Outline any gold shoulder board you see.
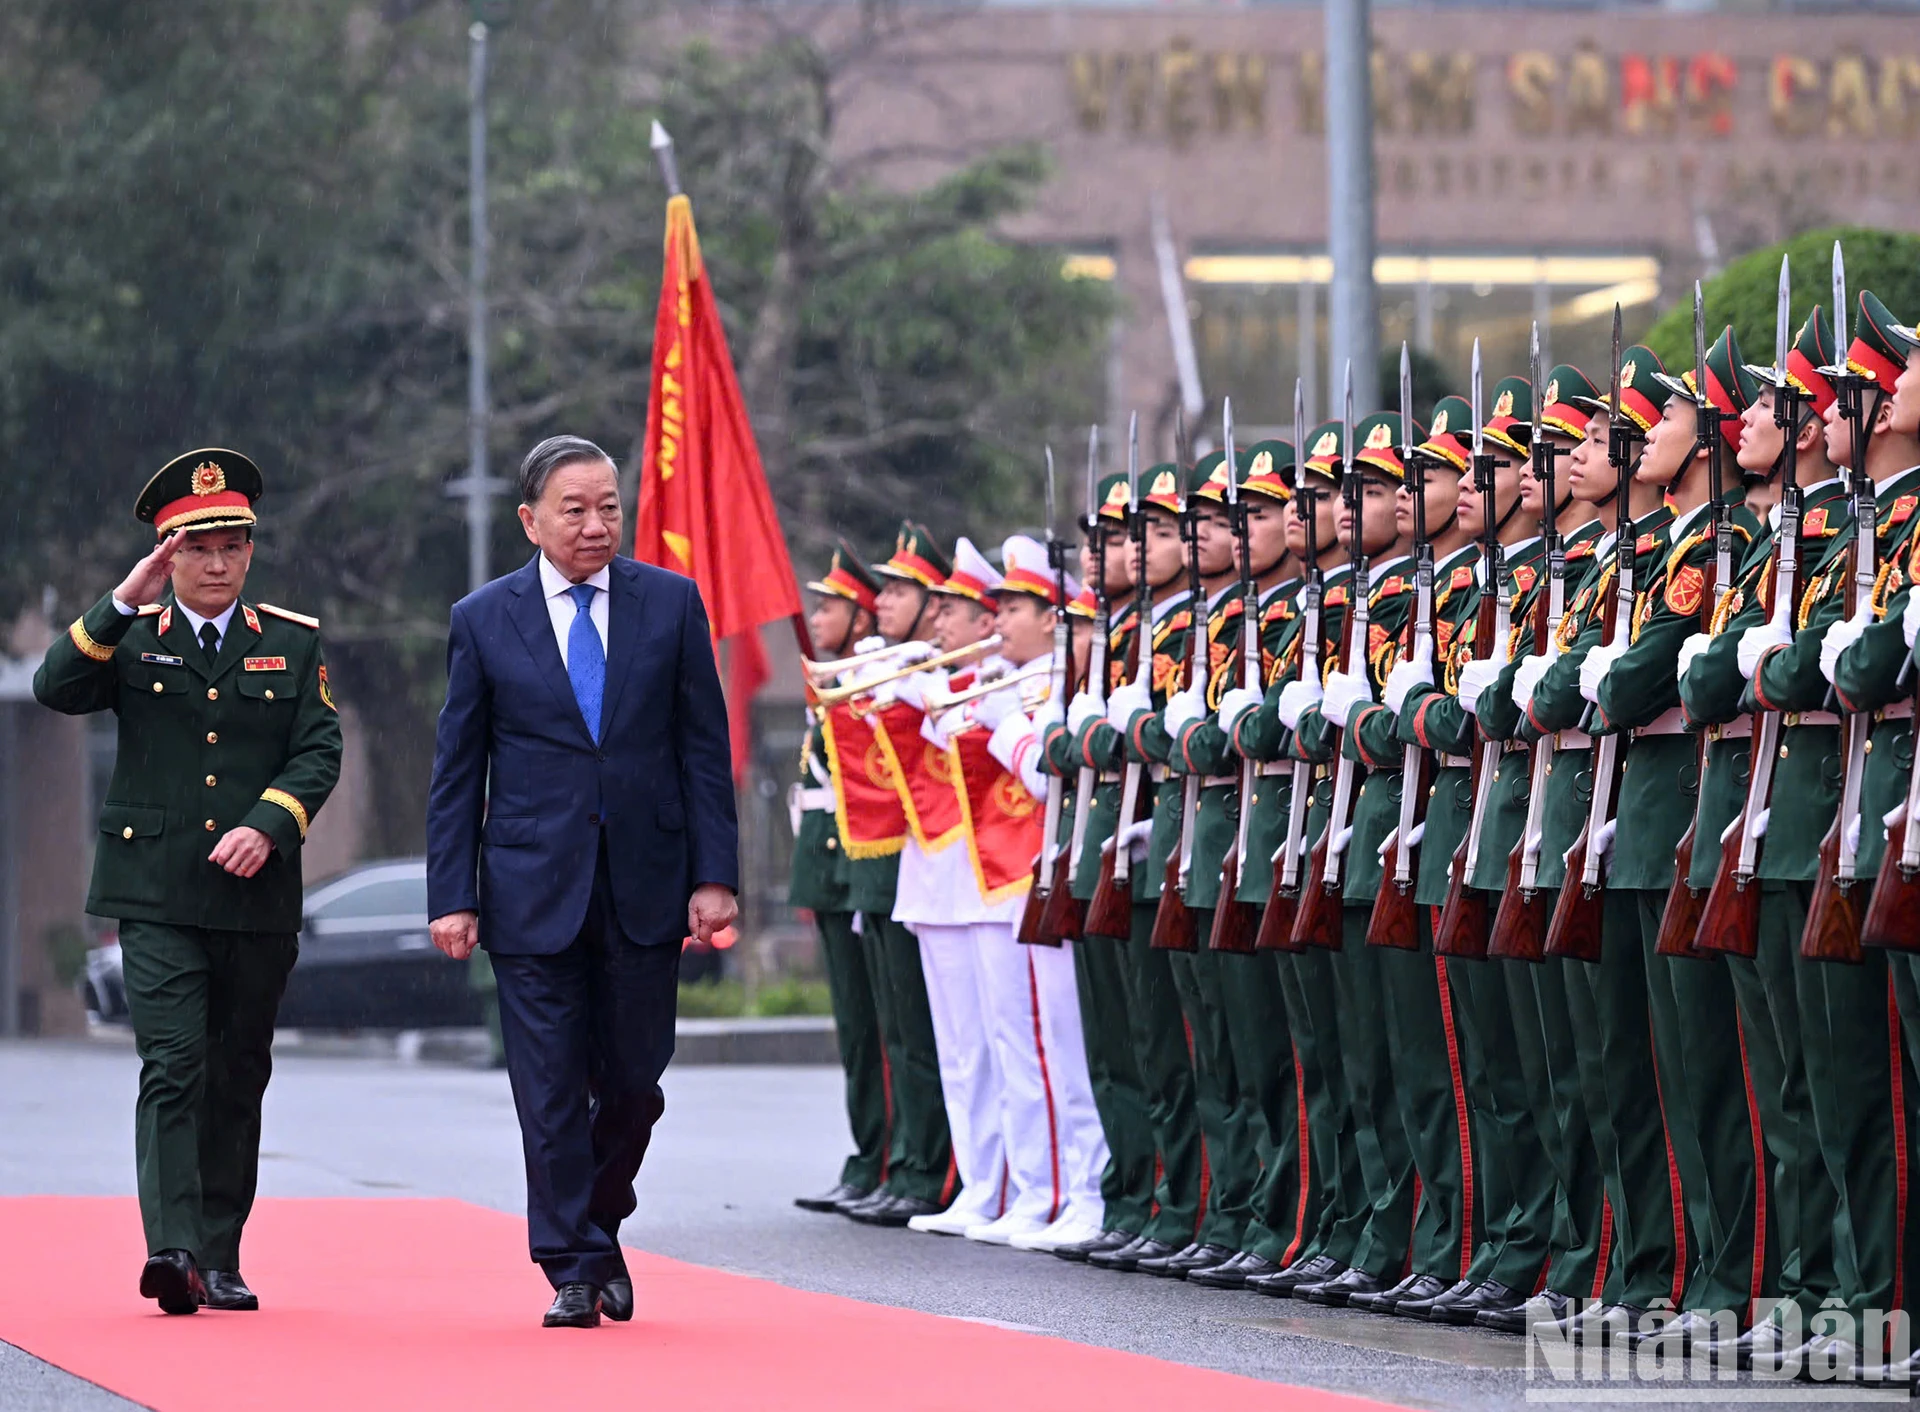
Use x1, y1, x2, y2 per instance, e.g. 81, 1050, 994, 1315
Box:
256, 603, 320, 629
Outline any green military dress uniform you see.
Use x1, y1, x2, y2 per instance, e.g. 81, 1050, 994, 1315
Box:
1595, 338, 1767, 1319
34, 448, 341, 1279
793, 540, 890, 1198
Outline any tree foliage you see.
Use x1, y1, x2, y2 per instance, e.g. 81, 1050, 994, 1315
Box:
1644, 227, 1920, 376
0, 0, 1112, 851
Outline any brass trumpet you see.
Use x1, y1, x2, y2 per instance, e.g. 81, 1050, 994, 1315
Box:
811, 636, 1003, 708
922, 659, 1051, 715
801, 637, 927, 685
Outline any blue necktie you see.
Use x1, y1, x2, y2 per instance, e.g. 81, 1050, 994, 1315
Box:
566, 584, 605, 743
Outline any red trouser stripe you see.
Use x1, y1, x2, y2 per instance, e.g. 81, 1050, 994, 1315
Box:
1891, 976, 1910, 1321
1735, 1014, 1767, 1325
1027, 950, 1063, 1224
1592, 1197, 1614, 1302
1284, 1036, 1310, 1268
1649, 1001, 1688, 1308
1435, 943, 1476, 1282
1184, 1014, 1210, 1243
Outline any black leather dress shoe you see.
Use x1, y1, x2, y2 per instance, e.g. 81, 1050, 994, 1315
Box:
796, 1181, 871, 1213
1054, 1228, 1135, 1263
1393, 1277, 1474, 1321
850, 1194, 939, 1228
139, 1249, 207, 1315
601, 1277, 634, 1322
1299, 1266, 1389, 1307
1794, 1334, 1861, 1382
1247, 1255, 1343, 1297
1638, 1309, 1735, 1353
1733, 1318, 1799, 1372
1427, 1278, 1520, 1326
543, 1282, 601, 1328
1480, 1288, 1568, 1335
203, 1270, 258, 1311
1189, 1253, 1280, 1290
1142, 1242, 1236, 1279
1135, 1241, 1202, 1276
1351, 1272, 1447, 1315
1570, 1303, 1645, 1346
1090, 1236, 1176, 1273
838, 1189, 894, 1218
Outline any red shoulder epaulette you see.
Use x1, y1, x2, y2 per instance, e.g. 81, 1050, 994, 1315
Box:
1448, 564, 1474, 590
1634, 533, 1657, 555
1511, 564, 1538, 594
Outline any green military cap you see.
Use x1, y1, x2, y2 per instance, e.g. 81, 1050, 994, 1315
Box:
1890, 303, 1920, 355
1188, 450, 1228, 506
1240, 440, 1295, 502
1821, 290, 1914, 396
1746, 304, 1838, 416
1138, 462, 1184, 515
1603, 345, 1676, 434
1539, 365, 1602, 440
1351, 411, 1427, 482
1482, 377, 1534, 457
1653, 324, 1763, 452
1094, 470, 1131, 525
871, 520, 953, 588
1415, 395, 1474, 473
1301, 421, 1344, 484
135, 448, 263, 537
806, 537, 882, 612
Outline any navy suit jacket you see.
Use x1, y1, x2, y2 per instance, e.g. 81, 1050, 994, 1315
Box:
426, 555, 738, 954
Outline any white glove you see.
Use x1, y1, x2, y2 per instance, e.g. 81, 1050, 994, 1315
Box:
1736, 616, 1792, 680
893, 669, 943, 711
853, 635, 886, 655
1320, 671, 1373, 729
1676, 632, 1712, 685
1216, 686, 1263, 739
1847, 813, 1861, 858
1106, 677, 1151, 730
869, 674, 903, 707
1905, 592, 1920, 650
895, 640, 938, 667
1579, 642, 1625, 704
970, 688, 1020, 731
1328, 825, 1354, 858
1277, 677, 1324, 731
1751, 807, 1770, 840
1066, 690, 1103, 734
923, 709, 959, 749
1457, 657, 1502, 717
1383, 657, 1432, 715
1111, 817, 1153, 863
1376, 822, 1426, 859
1593, 817, 1617, 864
1162, 684, 1207, 738
1513, 653, 1551, 714
1031, 697, 1065, 736
1820, 597, 1876, 684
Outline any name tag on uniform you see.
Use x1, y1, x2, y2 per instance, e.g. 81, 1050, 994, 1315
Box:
244, 656, 288, 672
140, 653, 184, 666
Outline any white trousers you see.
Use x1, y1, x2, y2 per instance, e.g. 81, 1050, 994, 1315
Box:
916, 923, 1007, 1219
970, 923, 1108, 1230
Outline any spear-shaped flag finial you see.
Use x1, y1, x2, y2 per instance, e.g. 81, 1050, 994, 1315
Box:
650, 120, 682, 197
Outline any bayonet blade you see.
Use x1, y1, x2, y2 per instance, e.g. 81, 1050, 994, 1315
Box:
1399, 342, 1414, 465
1529, 321, 1544, 452
1126, 411, 1141, 511
1044, 446, 1057, 542
1223, 397, 1238, 505
1692, 280, 1709, 409
1608, 304, 1623, 416
1292, 377, 1306, 475
1832, 240, 1847, 337
1342, 359, 1355, 479
1084, 424, 1099, 521
1470, 339, 1485, 457
1774, 254, 1792, 385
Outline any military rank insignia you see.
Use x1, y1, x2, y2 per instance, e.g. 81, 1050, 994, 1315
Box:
244, 656, 287, 672
1449, 565, 1473, 591
1511, 564, 1538, 595
1635, 533, 1658, 555
1803, 507, 1831, 537
1665, 563, 1706, 617
242, 605, 262, 634
1885, 495, 1918, 529
318, 664, 336, 711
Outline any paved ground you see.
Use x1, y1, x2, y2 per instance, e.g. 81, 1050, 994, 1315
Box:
0, 1038, 1890, 1411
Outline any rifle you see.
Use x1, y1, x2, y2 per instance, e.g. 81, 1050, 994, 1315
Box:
1367, 344, 1426, 949
1434, 340, 1500, 960
1212, 400, 1262, 952
1546, 306, 1641, 963
1491, 323, 1561, 961
1258, 379, 1318, 952
1020, 446, 1080, 947
1655, 286, 1735, 958
1863, 663, 1920, 951
1040, 426, 1108, 945
1290, 362, 1362, 950
1083, 413, 1148, 940
1696, 259, 1799, 959
1805, 242, 1876, 964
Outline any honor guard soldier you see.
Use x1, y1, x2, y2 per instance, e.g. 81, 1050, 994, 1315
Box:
792, 540, 893, 1215
34, 449, 342, 1315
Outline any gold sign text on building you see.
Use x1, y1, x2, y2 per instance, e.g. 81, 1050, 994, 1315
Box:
1066, 42, 1920, 145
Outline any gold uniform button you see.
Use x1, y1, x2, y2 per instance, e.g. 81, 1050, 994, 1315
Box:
1779, 745, 1790, 760
824, 837, 838, 852
1865, 739, 1874, 755
206, 732, 218, 745
264, 689, 275, 700
122, 826, 134, 840
207, 687, 219, 701
206, 775, 217, 788
152, 681, 164, 694
205, 819, 216, 832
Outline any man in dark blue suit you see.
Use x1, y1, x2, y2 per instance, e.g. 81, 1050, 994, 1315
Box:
427, 434, 738, 1328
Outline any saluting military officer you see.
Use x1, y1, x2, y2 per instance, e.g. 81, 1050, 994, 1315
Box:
34, 449, 342, 1315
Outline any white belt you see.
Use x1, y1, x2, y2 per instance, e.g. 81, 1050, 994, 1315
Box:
1439, 754, 1471, 768
796, 786, 835, 813
1150, 764, 1171, 783
1708, 716, 1753, 741
1202, 775, 1238, 789
1635, 707, 1690, 738
1555, 730, 1592, 749
1784, 711, 1840, 728
1884, 701, 1915, 721
1258, 761, 1292, 777
1098, 770, 1124, 784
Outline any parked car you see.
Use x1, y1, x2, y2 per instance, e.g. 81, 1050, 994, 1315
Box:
83, 855, 729, 1028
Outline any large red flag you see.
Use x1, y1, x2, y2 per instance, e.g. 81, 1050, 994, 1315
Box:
635, 193, 804, 782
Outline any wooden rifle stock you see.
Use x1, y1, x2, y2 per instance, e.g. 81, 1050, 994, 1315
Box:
1488, 840, 1548, 961
1543, 827, 1605, 961
1015, 860, 1048, 945
1031, 851, 1081, 946
1365, 763, 1426, 949
1433, 838, 1489, 958
1254, 872, 1301, 950
1864, 809, 1920, 951
1149, 846, 1198, 951
1802, 814, 1865, 964
1692, 821, 1760, 958
1084, 829, 1135, 939
1210, 847, 1259, 952
1653, 818, 1707, 958
1289, 830, 1343, 949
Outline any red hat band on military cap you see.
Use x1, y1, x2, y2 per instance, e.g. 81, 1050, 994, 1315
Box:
1786, 348, 1836, 415
999, 566, 1059, 603
885, 551, 945, 588
1541, 403, 1589, 439
1849, 337, 1903, 395
1702, 367, 1744, 453
154, 490, 254, 536
1355, 446, 1405, 477
941, 567, 995, 604
1617, 385, 1659, 433
818, 565, 878, 612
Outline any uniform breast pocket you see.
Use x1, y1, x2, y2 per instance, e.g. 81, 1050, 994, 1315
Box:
99, 802, 166, 843
236, 675, 298, 706
124, 664, 189, 699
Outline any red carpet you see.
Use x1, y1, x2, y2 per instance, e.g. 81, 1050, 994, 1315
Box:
0, 1197, 1409, 1412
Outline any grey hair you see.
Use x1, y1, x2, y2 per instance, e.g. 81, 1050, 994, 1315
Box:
519, 435, 616, 505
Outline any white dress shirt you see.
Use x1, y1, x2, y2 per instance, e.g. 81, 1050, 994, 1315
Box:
538, 555, 610, 668
112, 591, 236, 650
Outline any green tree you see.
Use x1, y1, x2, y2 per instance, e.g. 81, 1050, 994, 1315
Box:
1644, 227, 1920, 376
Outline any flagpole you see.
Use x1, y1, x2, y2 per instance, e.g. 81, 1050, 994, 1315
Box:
648, 119, 815, 670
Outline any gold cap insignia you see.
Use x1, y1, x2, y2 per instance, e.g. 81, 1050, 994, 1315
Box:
1104, 480, 1130, 506
1620, 359, 1638, 387
1149, 469, 1178, 498
1431, 409, 1450, 435
1209, 463, 1230, 485
1545, 379, 1560, 406
191, 461, 227, 496
1312, 431, 1338, 458
1492, 390, 1515, 419
895, 529, 908, 553
1364, 423, 1394, 450
1249, 450, 1273, 477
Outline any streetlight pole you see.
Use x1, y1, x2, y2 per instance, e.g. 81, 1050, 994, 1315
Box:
1325, 0, 1379, 412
